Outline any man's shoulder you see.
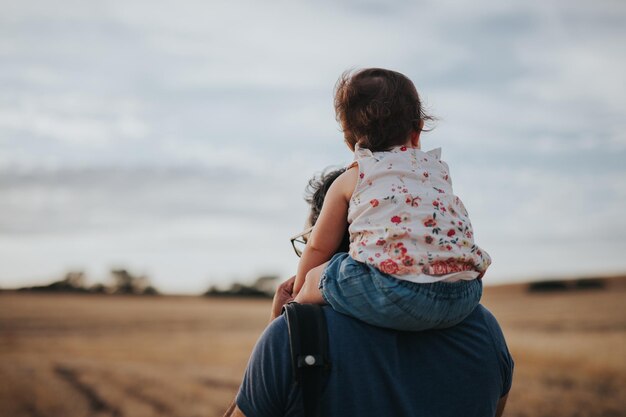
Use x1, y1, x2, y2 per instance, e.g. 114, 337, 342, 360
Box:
320, 303, 510, 362
470, 304, 508, 344
264, 303, 508, 354
320, 304, 501, 333
468, 304, 498, 326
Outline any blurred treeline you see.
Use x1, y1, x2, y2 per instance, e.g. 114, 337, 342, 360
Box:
9, 270, 279, 298
204, 275, 278, 299
9, 272, 610, 298
15, 269, 159, 295
528, 277, 606, 292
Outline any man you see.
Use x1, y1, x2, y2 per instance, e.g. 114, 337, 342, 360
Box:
227, 276, 512, 417
227, 169, 513, 416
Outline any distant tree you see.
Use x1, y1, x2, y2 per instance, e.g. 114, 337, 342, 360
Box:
204, 275, 277, 299
574, 278, 605, 290
110, 269, 158, 295
142, 285, 160, 295
204, 285, 223, 296
528, 280, 569, 292
89, 283, 108, 294
63, 271, 86, 289
252, 275, 279, 295
17, 271, 89, 293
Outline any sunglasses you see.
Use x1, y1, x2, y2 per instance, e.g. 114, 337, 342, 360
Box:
289, 226, 313, 257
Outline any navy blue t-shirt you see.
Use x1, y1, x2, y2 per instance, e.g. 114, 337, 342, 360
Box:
237, 305, 513, 417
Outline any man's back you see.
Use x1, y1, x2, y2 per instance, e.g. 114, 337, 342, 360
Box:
237, 304, 513, 417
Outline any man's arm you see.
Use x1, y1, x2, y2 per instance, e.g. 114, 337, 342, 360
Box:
222, 400, 237, 417
221, 403, 245, 417
235, 310, 296, 416
480, 306, 514, 416
230, 405, 246, 417
223, 277, 295, 417
496, 394, 508, 417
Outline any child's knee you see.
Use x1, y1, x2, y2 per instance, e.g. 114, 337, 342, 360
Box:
305, 268, 321, 285
305, 262, 328, 284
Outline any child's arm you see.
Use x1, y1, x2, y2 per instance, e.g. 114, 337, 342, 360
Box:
292, 168, 357, 296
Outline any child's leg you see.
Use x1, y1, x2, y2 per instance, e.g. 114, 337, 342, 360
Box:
320, 253, 481, 331
293, 262, 328, 305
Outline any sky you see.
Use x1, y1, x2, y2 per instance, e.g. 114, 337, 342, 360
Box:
1, 0, 625, 294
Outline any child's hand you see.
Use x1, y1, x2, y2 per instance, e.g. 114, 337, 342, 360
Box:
270, 276, 296, 322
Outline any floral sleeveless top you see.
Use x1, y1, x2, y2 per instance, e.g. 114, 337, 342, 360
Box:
347, 145, 491, 283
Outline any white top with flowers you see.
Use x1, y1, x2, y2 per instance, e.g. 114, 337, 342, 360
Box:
347, 145, 491, 283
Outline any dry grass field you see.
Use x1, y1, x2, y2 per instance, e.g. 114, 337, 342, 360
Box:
1, 278, 625, 417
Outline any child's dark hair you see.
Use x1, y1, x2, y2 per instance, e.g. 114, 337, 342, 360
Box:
334, 68, 435, 152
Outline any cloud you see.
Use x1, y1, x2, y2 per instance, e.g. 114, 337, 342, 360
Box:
479, 169, 626, 241
0, 164, 310, 233
0, 163, 311, 292
1, 0, 626, 290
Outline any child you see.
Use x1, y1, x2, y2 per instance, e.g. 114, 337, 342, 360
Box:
292, 68, 491, 331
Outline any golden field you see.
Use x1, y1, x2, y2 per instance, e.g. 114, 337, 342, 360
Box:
1, 278, 625, 417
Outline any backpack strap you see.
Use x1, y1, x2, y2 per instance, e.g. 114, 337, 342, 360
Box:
283, 302, 331, 417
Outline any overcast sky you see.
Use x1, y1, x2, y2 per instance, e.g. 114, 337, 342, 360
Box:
1, 0, 625, 294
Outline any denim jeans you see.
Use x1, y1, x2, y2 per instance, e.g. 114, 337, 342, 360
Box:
319, 252, 482, 331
